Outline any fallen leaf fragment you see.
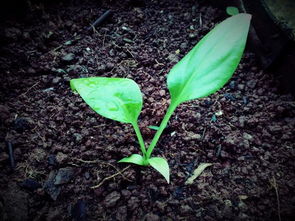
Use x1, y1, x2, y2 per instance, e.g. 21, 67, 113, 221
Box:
185, 163, 213, 185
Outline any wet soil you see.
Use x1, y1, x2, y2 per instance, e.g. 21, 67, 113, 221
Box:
0, 0, 294, 220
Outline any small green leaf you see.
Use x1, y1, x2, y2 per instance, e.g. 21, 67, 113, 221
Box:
148, 157, 170, 183
167, 14, 251, 106
118, 154, 145, 166
70, 77, 142, 124
148, 125, 160, 131
226, 6, 239, 16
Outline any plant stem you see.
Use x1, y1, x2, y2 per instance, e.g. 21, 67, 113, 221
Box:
132, 122, 147, 156
146, 103, 178, 159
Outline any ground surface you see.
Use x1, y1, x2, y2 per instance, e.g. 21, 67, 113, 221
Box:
0, 0, 294, 220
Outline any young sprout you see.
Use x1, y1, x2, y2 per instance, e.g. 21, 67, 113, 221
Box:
70, 14, 251, 183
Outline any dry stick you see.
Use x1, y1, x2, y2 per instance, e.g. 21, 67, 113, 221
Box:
74, 158, 118, 171
19, 81, 39, 97
47, 10, 112, 54
91, 166, 131, 189
201, 127, 207, 140
78, 158, 112, 168
87, 9, 112, 31
74, 158, 132, 182
270, 175, 281, 221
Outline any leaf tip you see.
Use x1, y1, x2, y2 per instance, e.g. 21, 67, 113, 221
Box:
148, 157, 170, 184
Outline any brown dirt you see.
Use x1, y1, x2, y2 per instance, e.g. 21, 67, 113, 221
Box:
0, 0, 294, 220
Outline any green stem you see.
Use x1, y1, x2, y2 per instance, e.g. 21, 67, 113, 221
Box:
132, 121, 147, 156
146, 102, 178, 159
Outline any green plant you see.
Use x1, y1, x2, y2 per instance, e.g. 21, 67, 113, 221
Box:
70, 14, 251, 183
226, 6, 239, 16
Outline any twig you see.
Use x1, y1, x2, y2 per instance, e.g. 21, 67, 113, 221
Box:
87, 10, 112, 31
201, 127, 207, 140
125, 48, 135, 59
102, 31, 107, 48
270, 175, 281, 221
74, 158, 118, 171
75, 158, 98, 164
89, 26, 98, 34
44, 9, 111, 55
68, 163, 80, 167
91, 165, 131, 189
19, 81, 39, 97
74, 158, 131, 179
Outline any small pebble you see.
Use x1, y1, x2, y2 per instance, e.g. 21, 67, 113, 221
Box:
237, 84, 245, 90
229, 81, 235, 89
73, 133, 83, 142
48, 155, 57, 166
54, 167, 75, 185
52, 77, 61, 84
189, 32, 198, 39
84, 172, 90, 180
44, 171, 61, 200
62, 53, 75, 62
104, 191, 121, 208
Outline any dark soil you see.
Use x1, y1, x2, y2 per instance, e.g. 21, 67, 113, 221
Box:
0, 0, 294, 220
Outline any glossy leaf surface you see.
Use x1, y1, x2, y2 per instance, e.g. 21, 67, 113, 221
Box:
118, 154, 145, 166
148, 157, 170, 183
70, 77, 142, 124
167, 14, 251, 105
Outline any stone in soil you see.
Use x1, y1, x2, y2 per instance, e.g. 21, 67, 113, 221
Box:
247, 79, 257, 89
167, 53, 179, 63
62, 53, 75, 62
104, 191, 121, 208
116, 205, 127, 221
73, 133, 83, 142
144, 213, 160, 221
48, 154, 57, 166
56, 152, 68, 164
243, 132, 254, 141
54, 167, 75, 185
44, 171, 61, 201
52, 77, 62, 84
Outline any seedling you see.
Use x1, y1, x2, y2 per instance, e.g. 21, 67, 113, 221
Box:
70, 14, 251, 183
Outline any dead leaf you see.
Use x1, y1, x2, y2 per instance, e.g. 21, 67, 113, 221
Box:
185, 163, 213, 185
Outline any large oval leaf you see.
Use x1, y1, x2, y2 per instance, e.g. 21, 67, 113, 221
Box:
70, 77, 142, 124
167, 14, 251, 105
